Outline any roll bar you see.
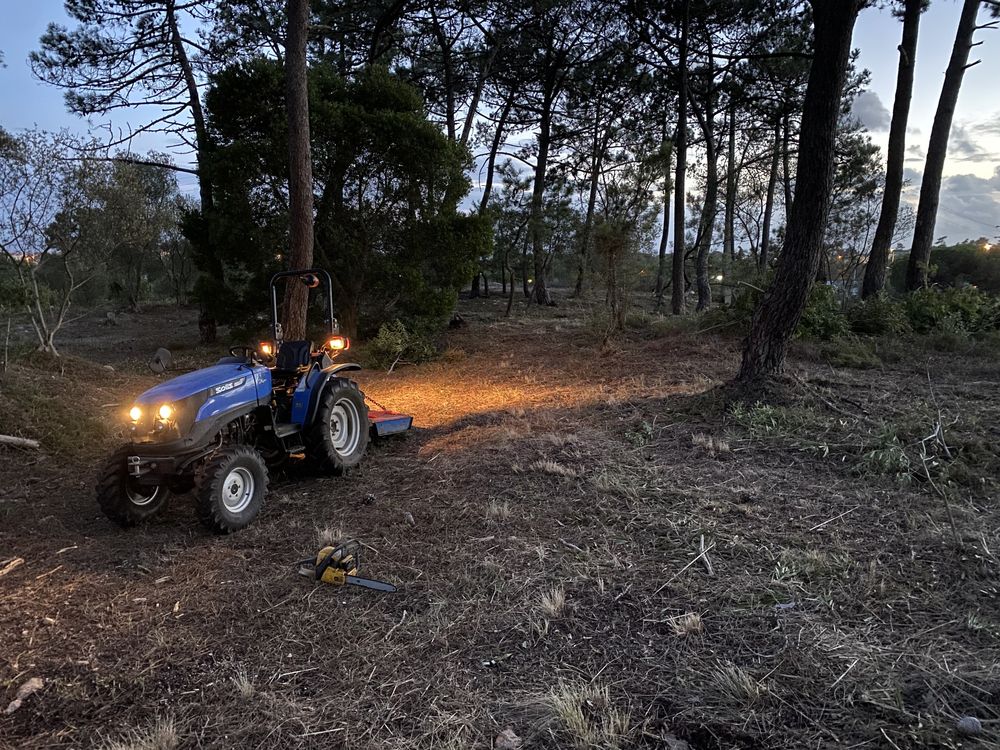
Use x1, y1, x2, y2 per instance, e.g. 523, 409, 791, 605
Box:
269, 268, 338, 343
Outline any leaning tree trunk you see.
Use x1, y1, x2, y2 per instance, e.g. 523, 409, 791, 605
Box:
737, 0, 863, 385
281, 0, 315, 341
906, 0, 980, 291
574, 104, 606, 298
671, 0, 690, 315
862, 0, 922, 298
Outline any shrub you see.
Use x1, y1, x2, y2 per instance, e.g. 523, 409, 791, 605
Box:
903, 287, 1000, 334
797, 284, 850, 340
847, 295, 910, 336
366, 320, 436, 370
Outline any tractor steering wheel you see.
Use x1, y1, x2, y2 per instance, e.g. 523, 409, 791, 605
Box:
228, 346, 260, 363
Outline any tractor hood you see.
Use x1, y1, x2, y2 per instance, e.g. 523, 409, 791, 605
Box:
136, 363, 254, 405
131, 362, 272, 437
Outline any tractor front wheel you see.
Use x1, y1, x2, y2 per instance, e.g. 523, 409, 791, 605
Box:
195, 445, 269, 534
96, 448, 170, 527
305, 379, 369, 474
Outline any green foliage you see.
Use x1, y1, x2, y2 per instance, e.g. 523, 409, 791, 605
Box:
889, 240, 1000, 293
797, 284, 850, 340
192, 61, 487, 337
902, 287, 1000, 334
366, 320, 436, 369
847, 294, 910, 336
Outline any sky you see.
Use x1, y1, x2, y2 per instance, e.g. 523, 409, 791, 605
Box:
1, 1, 998, 245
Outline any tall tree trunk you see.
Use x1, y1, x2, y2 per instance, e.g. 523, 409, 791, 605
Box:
863, 0, 922, 298
759, 117, 781, 270
281, 0, 315, 340
671, 1, 689, 315
693, 57, 717, 312
654, 136, 674, 311
781, 104, 793, 211
737, 0, 863, 385
574, 101, 606, 298
906, 0, 980, 290
723, 98, 737, 303
530, 95, 554, 306
166, 0, 220, 342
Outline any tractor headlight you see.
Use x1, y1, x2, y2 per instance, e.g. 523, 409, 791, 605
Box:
157, 404, 174, 421
129, 406, 142, 422
326, 336, 350, 353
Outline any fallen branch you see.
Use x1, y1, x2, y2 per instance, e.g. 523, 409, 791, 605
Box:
0, 434, 40, 450
0, 558, 25, 578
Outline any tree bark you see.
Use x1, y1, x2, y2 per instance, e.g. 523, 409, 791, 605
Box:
723, 98, 737, 303
759, 117, 781, 270
693, 57, 718, 312
281, 0, 315, 341
737, 0, 863, 385
530, 92, 555, 306
478, 92, 514, 216
906, 0, 979, 290
862, 0, 921, 298
671, 1, 690, 315
654, 135, 673, 311
574, 100, 607, 298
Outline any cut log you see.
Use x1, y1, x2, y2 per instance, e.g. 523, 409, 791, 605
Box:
0, 434, 40, 449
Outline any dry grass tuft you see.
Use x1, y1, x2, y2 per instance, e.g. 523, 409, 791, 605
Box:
232, 666, 254, 699
710, 663, 765, 706
100, 717, 178, 750
539, 432, 581, 447
668, 612, 704, 637
529, 459, 581, 478
539, 586, 567, 620
691, 432, 730, 456
538, 680, 630, 749
316, 525, 342, 547
486, 499, 513, 521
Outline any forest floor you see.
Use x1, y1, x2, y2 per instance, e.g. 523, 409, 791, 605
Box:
1, 294, 999, 750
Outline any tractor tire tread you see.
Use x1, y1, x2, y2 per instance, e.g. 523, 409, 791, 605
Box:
304, 379, 369, 474
194, 444, 269, 534
96, 446, 170, 527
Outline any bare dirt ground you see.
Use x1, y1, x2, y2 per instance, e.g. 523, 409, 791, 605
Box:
1, 297, 999, 749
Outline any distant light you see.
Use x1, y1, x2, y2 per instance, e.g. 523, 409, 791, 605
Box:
984, 242, 993, 251
714, 274, 723, 282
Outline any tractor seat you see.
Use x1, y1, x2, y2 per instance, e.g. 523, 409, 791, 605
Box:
275, 340, 313, 372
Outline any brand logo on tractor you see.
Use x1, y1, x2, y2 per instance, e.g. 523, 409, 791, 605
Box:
211, 377, 246, 396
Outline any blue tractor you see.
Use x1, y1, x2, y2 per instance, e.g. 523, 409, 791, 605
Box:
96, 269, 411, 533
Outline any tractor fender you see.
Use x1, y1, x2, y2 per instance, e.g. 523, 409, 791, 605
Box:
323, 362, 361, 375
303, 372, 361, 430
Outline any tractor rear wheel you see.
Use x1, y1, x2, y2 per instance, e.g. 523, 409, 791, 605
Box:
96, 448, 170, 527
305, 379, 369, 473
195, 444, 269, 534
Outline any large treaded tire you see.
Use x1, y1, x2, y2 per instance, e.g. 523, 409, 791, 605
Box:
305, 379, 369, 474
194, 444, 269, 534
96, 447, 170, 527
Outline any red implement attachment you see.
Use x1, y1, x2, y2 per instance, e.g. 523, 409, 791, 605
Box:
368, 410, 413, 437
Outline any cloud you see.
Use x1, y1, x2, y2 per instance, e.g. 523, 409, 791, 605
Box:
852, 90, 891, 131
895, 168, 1000, 243
906, 144, 926, 163
949, 123, 990, 161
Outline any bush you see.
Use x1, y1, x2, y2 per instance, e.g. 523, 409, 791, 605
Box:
847, 295, 910, 336
797, 284, 850, 340
366, 320, 436, 370
902, 287, 1000, 334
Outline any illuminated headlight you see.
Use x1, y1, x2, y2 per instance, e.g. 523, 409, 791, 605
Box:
129, 406, 142, 422
157, 404, 174, 421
